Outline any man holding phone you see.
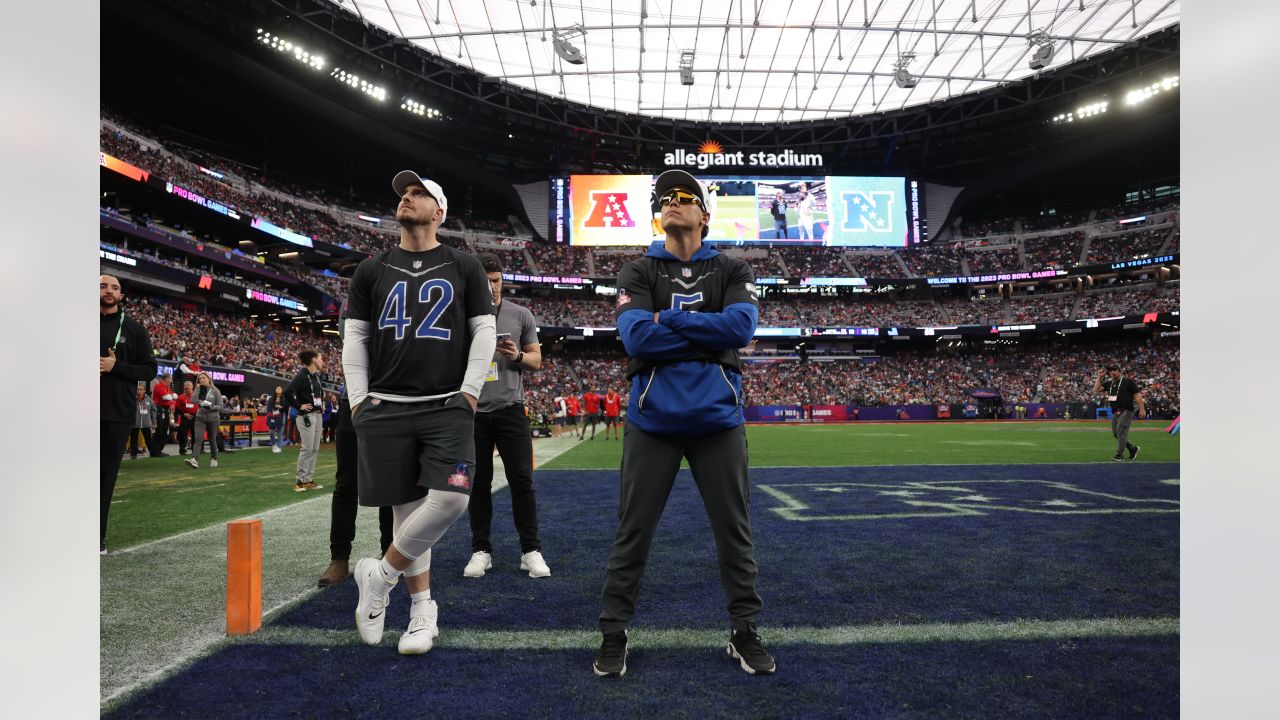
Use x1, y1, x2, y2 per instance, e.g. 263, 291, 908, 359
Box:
462, 253, 551, 579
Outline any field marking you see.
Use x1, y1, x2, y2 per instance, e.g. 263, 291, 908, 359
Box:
759, 478, 1179, 522
940, 440, 1037, 447
236, 616, 1179, 650
173, 483, 227, 493
1161, 479, 1179, 485
101, 436, 579, 708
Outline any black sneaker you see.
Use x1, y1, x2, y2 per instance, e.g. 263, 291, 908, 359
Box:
727, 625, 776, 675
593, 630, 628, 677
1129, 445, 1141, 461
1111, 455, 1125, 462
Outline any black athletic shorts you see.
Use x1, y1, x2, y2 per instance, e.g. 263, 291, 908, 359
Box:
353, 394, 476, 507
605, 415, 618, 426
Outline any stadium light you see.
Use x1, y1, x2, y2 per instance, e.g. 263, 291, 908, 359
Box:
255, 28, 325, 70
331, 68, 387, 102
892, 52, 918, 89
553, 25, 586, 65
400, 97, 442, 119
679, 50, 696, 86
1052, 100, 1108, 124
1125, 76, 1179, 106
1028, 30, 1054, 71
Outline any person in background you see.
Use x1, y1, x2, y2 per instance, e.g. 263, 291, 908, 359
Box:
462, 253, 549, 580
580, 389, 600, 440
151, 373, 177, 455
603, 388, 622, 440
175, 380, 198, 455
285, 349, 326, 492
565, 392, 583, 439
185, 372, 224, 469
1093, 365, 1145, 462
265, 385, 287, 453
128, 385, 158, 460
322, 392, 338, 443
769, 190, 789, 239
101, 274, 158, 554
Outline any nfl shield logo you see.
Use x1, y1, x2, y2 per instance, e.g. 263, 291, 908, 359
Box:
681, 267, 692, 278
412, 260, 423, 269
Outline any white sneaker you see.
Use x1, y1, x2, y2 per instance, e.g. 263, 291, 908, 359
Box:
463, 551, 493, 578
397, 601, 440, 655
210, 459, 219, 468
520, 550, 551, 578
185, 457, 199, 469
354, 558, 394, 645
271, 445, 282, 454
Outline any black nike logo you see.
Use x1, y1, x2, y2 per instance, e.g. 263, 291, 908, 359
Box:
407, 628, 423, 635
367, 611, 383, 620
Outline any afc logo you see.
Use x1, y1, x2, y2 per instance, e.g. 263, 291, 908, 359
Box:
839, 191, 894, 233
584, 191, 636, 228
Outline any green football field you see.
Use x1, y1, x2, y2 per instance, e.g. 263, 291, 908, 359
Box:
546, 419, 1177, 469
107, 421, 1177, 548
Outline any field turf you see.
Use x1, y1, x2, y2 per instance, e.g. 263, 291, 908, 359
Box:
103, 421, 1179, 717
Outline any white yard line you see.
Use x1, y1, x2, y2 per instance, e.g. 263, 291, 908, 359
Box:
101, 435, 582, 706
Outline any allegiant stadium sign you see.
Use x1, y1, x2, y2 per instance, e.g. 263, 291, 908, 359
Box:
664, 142, 824, 170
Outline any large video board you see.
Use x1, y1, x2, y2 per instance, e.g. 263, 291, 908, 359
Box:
551, 174, 924, 247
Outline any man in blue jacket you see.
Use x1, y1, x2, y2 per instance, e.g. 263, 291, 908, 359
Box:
593, 170, 775, 678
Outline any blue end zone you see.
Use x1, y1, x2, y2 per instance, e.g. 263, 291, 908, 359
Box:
107, 463, 1178, 717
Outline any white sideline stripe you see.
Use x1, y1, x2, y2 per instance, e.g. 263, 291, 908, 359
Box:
101, 436, 578, 708
238, 616, 1180, 650
112, 494, 333, 555
541, 461, 1179, 471
173, 483, 227, 493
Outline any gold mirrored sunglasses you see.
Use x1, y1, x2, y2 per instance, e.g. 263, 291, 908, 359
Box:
658, 190, 705, 209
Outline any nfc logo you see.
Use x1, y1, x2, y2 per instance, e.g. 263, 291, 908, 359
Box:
839, 191, 894, 232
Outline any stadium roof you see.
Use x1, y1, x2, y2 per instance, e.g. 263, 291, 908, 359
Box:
326, 0, 1179, 123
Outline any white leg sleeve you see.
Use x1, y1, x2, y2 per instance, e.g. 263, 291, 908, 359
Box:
390, 491, 470, 576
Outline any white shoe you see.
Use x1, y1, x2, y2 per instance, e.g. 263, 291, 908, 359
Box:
354, 558, 394, 645
463, 551, 493, 578
271, 445, 282, 454
520, 550, 551, 578
185, 457, 199, 469
397, 601, 440, 655
210, 459, 219, 468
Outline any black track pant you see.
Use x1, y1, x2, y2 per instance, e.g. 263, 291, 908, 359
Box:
600, 423, 762, 633
101, 420, 133, 545
329, 399, 392, 560
469, 403, 541, 554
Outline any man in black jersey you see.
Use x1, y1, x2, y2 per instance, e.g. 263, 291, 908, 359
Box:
343, 171, 496, 655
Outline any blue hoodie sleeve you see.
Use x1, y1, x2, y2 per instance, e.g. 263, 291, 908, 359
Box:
657, 303, 758, 350
617, 308, 698, 359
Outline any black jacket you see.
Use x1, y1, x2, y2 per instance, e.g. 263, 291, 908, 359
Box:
285, 368, 322, 413
101, 310, 158, 423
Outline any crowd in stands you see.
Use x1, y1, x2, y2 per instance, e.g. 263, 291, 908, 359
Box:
1023, 231, 1086, 270
529, 243, 592, 276
958, 216, 1017, 238
1076, 284, 1180, 318
1008, 294, 1077, 323
1037, 339, 1180, 415
482, 245, 532, 274
1021, 210, 1090, 233
758, 301, 804, 326
791, 298, 945, 327
775, 247, 848, 277
940, 296, 1005, 326
964, 247, 1022, 275
129, 297, 344, 384
587, 250, 640, 277
517, 297, 616, 327
847, 253, 904, 278
102, 238, 310, 306
900, 246, 962, 278
1086, 228, 1171, 264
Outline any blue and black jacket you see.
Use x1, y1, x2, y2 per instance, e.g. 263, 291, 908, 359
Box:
615, 241, 759, 435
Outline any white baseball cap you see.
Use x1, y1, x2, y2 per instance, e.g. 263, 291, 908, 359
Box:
391, 170, 448, 224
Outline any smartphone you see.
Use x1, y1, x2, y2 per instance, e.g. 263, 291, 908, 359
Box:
496, 333, 513, 341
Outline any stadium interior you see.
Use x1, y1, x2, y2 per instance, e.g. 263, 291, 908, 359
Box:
99, 0, 1181, 717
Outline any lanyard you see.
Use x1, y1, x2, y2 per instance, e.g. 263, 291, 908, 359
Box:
1109, 377, 1123, 396
110, 311, 125, 351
